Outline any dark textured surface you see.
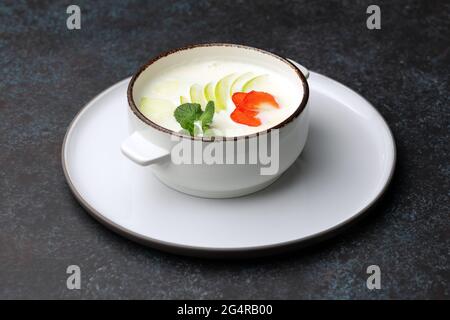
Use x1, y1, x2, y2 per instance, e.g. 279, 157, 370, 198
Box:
0, 0, 449, 299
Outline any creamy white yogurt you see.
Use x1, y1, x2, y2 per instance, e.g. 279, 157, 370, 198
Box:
138, 59, 303, 137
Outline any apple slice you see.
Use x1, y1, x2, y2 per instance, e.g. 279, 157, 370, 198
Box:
204, 82, 215, 103
230, 72, 254, 95
215, 73, 237, 111
139, 97, 176, 123
190, 84, 206, 107
180, 96, 189, 104
242, 74, 271, 92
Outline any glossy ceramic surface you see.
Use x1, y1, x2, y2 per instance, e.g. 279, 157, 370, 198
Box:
62, 70, 396, 258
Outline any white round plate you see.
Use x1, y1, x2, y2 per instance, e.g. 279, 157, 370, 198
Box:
62, 70, 395, 258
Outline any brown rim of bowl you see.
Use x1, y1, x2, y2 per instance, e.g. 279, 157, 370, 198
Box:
127, 43, 309, 142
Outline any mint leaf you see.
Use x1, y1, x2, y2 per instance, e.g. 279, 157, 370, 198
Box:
199, 101, 215, 131
174, 101, 215, 136
174, 103, 203, 135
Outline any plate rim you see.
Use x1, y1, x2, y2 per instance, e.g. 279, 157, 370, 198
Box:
61, 72, 396, 258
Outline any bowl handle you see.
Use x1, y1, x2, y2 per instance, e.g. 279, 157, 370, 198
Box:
288, 59, 309, 79
121, 131, 170, 166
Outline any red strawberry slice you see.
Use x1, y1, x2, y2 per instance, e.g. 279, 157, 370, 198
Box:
232, 92, 247, 106
230, 91, 278, 127
240, 91, 279, 110
230, 108, 261, 127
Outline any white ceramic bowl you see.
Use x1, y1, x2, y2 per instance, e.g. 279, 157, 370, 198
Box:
121, 44, 310, 198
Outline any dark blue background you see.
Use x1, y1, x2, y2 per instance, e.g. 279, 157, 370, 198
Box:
0, 0, 448, 299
